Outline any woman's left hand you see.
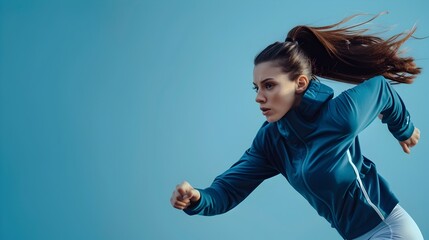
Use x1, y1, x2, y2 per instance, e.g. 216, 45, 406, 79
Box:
399, 127, 420, 154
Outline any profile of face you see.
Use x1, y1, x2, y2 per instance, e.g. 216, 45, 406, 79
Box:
253, 61, 308, 122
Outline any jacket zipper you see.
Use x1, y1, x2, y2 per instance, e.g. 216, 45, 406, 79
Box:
285, 122, 341, 233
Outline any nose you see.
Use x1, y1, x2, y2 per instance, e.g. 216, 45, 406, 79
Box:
255, 90, 266, 104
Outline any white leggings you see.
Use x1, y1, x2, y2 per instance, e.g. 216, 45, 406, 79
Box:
353, 204, 423, 240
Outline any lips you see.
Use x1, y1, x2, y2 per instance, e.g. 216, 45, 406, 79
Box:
260, 107, 271, 115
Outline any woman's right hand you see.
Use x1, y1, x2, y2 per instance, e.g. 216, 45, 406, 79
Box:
170, 181, 201, 210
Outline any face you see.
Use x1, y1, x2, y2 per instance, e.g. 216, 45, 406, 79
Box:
253, 62, 300, 122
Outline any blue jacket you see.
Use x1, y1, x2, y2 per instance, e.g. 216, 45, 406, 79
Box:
184, 76, 414, 239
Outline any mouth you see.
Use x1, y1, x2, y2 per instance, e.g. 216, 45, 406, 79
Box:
260, 107, 271, 115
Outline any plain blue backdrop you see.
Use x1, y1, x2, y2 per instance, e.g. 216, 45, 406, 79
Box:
1, 1, 428, 239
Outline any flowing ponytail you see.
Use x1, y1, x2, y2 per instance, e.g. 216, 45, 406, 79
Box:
255, 13, 422, 84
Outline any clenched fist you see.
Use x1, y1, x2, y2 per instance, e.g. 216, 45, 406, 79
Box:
170, 181, 201, 210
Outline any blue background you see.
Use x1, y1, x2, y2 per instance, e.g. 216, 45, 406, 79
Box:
1, 1, 428, 239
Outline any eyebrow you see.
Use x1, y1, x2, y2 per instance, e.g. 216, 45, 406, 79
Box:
253, 78, 274, 86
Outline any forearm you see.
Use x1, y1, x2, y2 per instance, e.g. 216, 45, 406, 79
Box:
184, 173, 263, 215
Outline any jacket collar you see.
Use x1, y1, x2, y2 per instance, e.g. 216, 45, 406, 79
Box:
297, 79, 334, 119
277, 80, 334, 138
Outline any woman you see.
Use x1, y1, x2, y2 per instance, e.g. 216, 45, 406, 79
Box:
170, 13, 424, 239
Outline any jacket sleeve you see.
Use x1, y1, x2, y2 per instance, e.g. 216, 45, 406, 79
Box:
184, 124, 279, 216
328, 76, 414, 141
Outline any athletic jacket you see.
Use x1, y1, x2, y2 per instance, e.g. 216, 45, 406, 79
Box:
184, 76, 414, 239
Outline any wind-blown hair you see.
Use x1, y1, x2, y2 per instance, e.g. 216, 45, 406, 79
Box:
254, 13, 421, 84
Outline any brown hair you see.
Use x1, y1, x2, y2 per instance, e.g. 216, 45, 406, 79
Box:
254, 13, 421, 84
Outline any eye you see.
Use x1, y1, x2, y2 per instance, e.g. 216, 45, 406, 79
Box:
265, 82, 275, 90
252, 86, 259, 93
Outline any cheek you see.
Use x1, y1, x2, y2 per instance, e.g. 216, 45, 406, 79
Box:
271, 90, 295, 109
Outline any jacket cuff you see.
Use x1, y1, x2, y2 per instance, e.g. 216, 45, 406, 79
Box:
183, 188, 205, 215
393, 120, 414, 142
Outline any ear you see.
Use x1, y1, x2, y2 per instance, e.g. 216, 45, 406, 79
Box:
295, 75, 309, 94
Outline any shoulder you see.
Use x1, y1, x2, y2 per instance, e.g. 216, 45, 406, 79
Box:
253, 121, 278, 146
347, 75, 388, 93
255, 121, 274, 139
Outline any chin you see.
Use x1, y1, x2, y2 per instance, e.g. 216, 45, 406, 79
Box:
266, 115, 281, 123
